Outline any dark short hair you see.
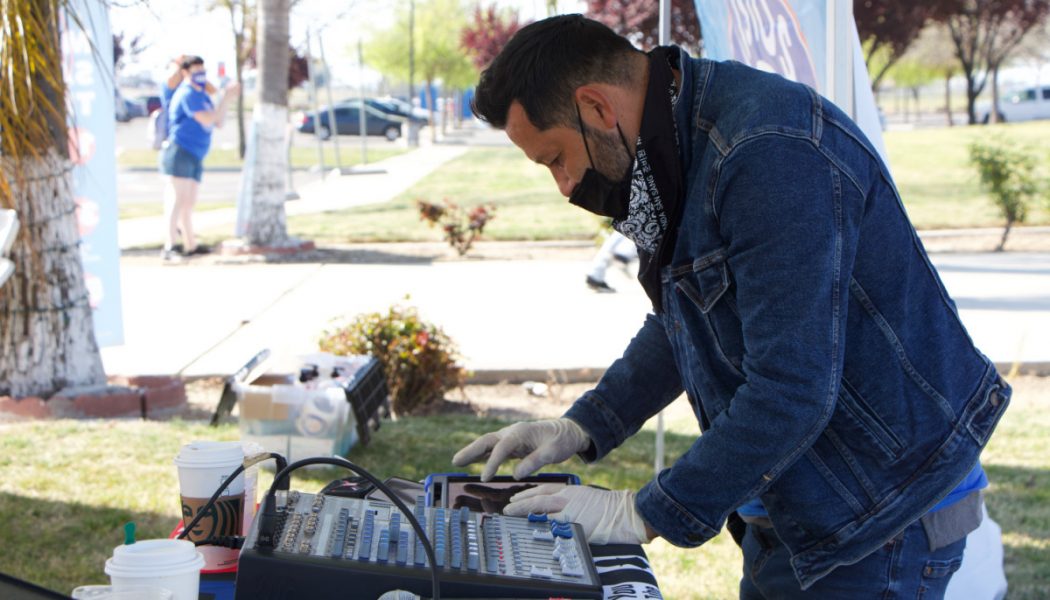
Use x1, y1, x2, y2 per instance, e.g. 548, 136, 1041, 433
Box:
180, 55, 205, 69
472, 14, 641, 131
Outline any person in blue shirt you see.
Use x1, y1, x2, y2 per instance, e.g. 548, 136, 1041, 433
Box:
159, 55, 238, 260
452, 16, 1010, 599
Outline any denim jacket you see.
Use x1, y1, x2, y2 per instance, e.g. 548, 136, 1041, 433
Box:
564, 51, 1011, 589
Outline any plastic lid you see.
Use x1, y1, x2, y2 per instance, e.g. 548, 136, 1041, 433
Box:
173, 440, 244, 468
104, 540, 204, 578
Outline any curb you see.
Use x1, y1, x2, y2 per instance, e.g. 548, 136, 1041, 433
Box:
0, 376, 187, 420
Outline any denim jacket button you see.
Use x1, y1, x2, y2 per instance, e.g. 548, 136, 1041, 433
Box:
990, 393, 1001, 407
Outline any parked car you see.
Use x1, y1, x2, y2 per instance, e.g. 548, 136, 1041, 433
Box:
339, 97, 430, 126
980, 85, 1050, 123
114, 95, 147, 122
295, 104, 405, 141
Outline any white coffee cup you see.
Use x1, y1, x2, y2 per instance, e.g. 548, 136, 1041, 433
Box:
104, 539, 203, 600
173, 441, 244, 570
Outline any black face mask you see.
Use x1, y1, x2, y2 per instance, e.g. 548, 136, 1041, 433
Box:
567, 104, 633, 220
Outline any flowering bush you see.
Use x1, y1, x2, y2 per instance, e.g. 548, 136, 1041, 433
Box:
417, 199, 496, 256
319, 303, 465, 415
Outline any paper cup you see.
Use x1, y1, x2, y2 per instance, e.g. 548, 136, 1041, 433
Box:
173, 441, 244, 570
104, 539, 203, 600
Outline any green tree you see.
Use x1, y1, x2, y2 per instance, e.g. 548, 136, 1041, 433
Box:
886, 57, 939, 121
0, 0, 106, 396
904, 24, 960, 126
367, 0, 473, 142
969, 138, 1042, 250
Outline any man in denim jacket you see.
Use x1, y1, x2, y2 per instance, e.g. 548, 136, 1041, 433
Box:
452, 15, 1010, 598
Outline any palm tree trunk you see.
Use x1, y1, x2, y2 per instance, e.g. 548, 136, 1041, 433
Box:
243, 0, 290, 246
0, 152, 105, 397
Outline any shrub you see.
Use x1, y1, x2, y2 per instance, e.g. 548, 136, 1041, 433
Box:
969, 138, 1042, 251
319, 303, 465, 415
417, 198, 496, 256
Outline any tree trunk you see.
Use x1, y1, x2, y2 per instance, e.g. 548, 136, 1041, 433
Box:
236, 66, 247, 159
243, 0, 291, 247
989, 65, 1001, 124
945, 72, 954, 127
966, 72, 979, 125
0, 152, 106, 398
997, 219, 1012, 252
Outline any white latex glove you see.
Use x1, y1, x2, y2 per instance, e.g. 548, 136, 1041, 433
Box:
504, 484, 651, 545
451, 418, 591, 481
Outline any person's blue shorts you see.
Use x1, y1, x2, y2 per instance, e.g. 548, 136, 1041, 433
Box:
160, 142, 204, 182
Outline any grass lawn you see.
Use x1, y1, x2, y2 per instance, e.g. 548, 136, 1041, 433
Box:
285, 146, 607, 243
883, 121, 1050, 229
282, 122, 1050, 244
0, 376, 1046, 598
118, 201, 235, 221
117, 145, 406, 171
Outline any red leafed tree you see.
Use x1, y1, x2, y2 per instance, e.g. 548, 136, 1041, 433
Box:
930, 0, 1050, 124
461, 4, 525, 71
854, 0, 938, 90
586, 0, 701, 52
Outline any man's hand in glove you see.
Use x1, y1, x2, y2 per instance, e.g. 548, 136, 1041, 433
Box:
451, 418, 591, 481
503, 484, 654, 545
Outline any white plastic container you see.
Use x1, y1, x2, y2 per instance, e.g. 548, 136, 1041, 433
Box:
104, 539, 203, 600
173, 441, 244, 570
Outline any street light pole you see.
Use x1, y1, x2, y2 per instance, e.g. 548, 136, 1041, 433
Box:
317, 29, 345, 174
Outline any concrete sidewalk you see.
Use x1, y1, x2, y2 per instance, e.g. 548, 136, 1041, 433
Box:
100, 244, 1050, 381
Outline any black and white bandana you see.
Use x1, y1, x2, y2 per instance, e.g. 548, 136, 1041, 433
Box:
614, 46, 684, 309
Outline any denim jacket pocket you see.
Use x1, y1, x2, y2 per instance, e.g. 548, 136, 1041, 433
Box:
672, 248, 730, 314
832, 379, 905, 462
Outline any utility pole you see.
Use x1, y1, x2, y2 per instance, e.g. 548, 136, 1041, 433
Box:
304, 30, 326, 173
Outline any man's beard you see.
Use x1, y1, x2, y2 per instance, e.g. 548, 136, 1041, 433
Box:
581, 121, 632, 180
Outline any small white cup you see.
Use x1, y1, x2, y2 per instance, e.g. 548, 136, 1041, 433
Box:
104, 539, 203, 600
72, 584, 173, 599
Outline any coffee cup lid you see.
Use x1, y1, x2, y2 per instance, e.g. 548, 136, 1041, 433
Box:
173, 441, 243, 468
104, 540, 204, 578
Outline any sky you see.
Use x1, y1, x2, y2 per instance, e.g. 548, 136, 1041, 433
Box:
109, 0, 586, 87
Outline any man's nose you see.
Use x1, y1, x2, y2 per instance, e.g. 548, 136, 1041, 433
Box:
554, 171, 575, 198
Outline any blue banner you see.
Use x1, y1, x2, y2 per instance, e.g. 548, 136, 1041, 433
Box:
63, 0, 124, 346
696, 0, 824, 93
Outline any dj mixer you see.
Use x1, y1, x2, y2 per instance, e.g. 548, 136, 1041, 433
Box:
234, 490, 603, 599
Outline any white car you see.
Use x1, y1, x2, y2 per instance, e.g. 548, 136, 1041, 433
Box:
981, 85, 1050, 123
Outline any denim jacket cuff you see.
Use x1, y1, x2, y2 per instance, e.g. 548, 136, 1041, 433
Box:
636, 474, 719, 547
563, 391, 628, 462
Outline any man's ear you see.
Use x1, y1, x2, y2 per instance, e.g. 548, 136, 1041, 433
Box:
574, 85, 618, 130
